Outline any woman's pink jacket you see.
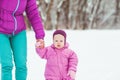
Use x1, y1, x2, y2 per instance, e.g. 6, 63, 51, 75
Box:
0, 0, 45, 39
36, 43, 78, 80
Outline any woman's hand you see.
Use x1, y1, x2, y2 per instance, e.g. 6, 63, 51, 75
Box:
35, 39, 44, 48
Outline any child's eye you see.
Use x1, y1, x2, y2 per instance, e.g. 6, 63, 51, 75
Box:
55, 40, 58, 42
60, 40, 63, 42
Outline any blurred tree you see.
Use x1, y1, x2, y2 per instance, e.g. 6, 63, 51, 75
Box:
114, 0, 120, 24
24, 0, 120, 30
56, 0, 69, 29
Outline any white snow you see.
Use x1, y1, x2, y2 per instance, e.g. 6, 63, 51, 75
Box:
0, 30, 120, 80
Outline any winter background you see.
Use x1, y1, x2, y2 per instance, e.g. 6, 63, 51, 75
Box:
0, 30, 120, 80
0, 0, 120, 80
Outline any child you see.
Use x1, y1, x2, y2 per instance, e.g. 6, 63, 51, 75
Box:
36, 30, 78, 80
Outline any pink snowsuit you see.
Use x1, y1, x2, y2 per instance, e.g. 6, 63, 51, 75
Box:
36, 43, 78, 80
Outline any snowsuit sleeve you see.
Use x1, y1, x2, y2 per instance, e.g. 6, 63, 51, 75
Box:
36, 47, 49, 59
25, 0, 45, 39
68, 51, 78, 72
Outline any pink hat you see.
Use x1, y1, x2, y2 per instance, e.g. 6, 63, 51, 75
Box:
53, 30, 67, 43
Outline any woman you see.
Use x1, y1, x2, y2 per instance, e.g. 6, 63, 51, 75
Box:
0, 0, 45, 80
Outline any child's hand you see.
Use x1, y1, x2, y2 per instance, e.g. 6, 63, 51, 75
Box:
35, 39, 44, 49
67, 70, 76, 80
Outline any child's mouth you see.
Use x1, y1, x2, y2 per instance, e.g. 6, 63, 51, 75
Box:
57, 45, 60, 47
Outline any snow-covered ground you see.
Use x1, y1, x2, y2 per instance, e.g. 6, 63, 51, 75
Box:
0, 30, 120, 80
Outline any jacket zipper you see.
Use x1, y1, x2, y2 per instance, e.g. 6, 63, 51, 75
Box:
55, 50, 63, 79
12, 0, 20, 35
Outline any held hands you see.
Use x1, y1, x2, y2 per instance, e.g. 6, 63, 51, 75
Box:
67, 70, 76, 80
35, 39, 44, 49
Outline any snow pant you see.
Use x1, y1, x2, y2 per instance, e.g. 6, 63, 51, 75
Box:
46, 79, 74, 80
0, 30, 27, 80
46, 76, 75, 80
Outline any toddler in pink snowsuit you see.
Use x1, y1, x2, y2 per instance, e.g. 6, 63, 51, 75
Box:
36, 30, 78, 80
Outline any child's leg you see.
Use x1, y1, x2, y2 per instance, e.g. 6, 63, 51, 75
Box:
0, 34, 13, 80
10, 30, 27, 80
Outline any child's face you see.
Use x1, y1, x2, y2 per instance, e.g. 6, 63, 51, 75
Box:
53, 34, 65, 49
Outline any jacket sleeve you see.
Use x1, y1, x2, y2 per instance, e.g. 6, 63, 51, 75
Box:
25, 0, 45, 39
36, 47, 49, 59
68, 51, 78, 72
